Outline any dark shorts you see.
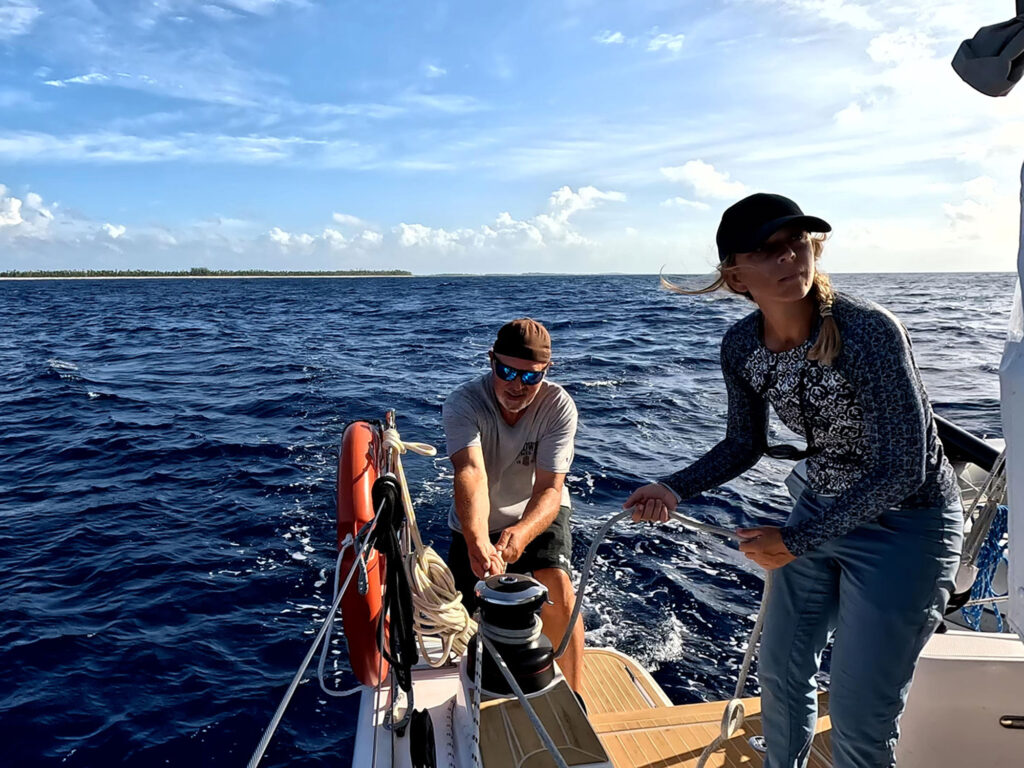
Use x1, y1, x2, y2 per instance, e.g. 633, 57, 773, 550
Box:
447, 505, 572, 610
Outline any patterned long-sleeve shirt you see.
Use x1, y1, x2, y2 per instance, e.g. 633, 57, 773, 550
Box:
660, 292, 960, 557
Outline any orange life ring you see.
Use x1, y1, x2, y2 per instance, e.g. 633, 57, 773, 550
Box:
337, 421, 389, 687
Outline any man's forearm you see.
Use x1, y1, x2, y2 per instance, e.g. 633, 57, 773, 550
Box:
513, 487, 562, 543
454, 466, 491, 543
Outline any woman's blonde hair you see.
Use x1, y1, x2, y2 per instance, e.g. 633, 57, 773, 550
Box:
661, 234, 842, 365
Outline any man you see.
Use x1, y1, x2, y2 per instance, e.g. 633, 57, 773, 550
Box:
442, 317, 584, 693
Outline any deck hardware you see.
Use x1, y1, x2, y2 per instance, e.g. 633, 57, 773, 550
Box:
999, 715, 1024, 730
623, 664, 656, 708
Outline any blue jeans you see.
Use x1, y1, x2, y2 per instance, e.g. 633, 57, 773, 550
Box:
759, 490, 963, 768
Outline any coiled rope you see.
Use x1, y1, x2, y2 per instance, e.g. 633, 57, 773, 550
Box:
382, 427, 478, 666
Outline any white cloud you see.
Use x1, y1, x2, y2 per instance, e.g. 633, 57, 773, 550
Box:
424, 63, 447, 78
268, 227, 315, 247
833, 102, 864, 126
661, 197, 711, 210
0, 184, 59, 238
331, 212, 366, 227
321, 227, 347, 248
143, 0, 307, 24
491, 212, 545, 247
102, 223, 126, 239
647, 33, 685, 54
24, 192, 53, 219
0, 189, 23, 228
396, 222, 470, 250
0, 130, 379, 168
200, 4, 241, 20
0, 1, 41, 41
534, 185, 626, 242
866, 29, 936, 66
154, 229, 178, 246
270, 223, 376, 251
45, 73, 111, 88
941, 176, 1010, 243
268, 226, 291, 245
660, 160, 748, 200
398, 92, 484, 114
221, 0, 308, 15
594, 30, 625, 45
830, 175, 1019, 272
962, 176, 997, 200
395, 185, 625, 252
747, 0, 881, 32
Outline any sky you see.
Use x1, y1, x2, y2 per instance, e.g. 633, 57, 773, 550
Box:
1, 0, 1022, 274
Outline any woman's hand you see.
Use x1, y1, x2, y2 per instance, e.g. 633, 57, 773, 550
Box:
736, 526, 796, 570
623, 483, 678, 523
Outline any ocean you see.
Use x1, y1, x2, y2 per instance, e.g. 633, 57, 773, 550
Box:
0, 272, 1014, 766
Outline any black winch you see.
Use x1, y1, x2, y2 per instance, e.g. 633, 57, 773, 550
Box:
468, 573, 556, 696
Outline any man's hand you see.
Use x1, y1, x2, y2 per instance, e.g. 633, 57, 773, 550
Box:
736, 526, 796, 570
468, 537, 506, 579
623, 483, 678, 523
495, 525, 529, 564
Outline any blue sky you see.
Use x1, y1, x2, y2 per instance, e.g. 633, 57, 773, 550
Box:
1, 0, 1022, 273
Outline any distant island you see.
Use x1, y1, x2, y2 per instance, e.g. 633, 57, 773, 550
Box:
0, 267, 412, 279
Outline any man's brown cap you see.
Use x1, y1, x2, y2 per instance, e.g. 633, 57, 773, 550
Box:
493, 318, 551, 363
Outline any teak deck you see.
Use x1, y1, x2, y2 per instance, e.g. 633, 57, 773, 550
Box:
580, 649, 833, 768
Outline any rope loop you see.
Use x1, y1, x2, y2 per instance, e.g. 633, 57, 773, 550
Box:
382, 427, 437, 457
721, 699, 745, 739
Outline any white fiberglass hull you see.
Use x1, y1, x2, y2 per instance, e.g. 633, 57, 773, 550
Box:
1002, 167, 1024, 640
896, 628, 1024, 766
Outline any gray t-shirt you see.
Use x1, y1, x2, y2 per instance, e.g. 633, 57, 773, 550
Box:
443, 373, 577, 533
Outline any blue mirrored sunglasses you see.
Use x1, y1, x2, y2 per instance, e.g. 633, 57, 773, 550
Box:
491, 356, 547, 386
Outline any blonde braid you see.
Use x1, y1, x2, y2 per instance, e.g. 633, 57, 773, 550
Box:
806, 270, 841, 365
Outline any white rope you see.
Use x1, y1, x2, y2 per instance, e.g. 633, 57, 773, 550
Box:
555, 508, 737, 659
405, 546, 478, 664
481, 614, 544, 645
316, 544, 371, 698
248, 513, 381, 768
695, 571, 772, 768
481, 634, 571, 768
550, 505, 764, 768
383, 426, 478, 666
471, 609, 484, 768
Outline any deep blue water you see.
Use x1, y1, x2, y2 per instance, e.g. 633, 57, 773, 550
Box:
0, 273, 1014, 767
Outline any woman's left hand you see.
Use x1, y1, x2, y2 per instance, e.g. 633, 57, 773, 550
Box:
736, 526, 796, 570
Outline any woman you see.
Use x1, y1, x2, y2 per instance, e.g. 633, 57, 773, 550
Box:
625, 193, 963, 768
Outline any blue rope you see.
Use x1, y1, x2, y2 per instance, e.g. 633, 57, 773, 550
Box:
961, 505, 1009, 632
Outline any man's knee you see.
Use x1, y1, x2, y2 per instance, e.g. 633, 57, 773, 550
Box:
533, 568, 574, 617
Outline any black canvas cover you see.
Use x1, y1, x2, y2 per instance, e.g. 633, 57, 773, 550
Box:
952, 14, 1024, 97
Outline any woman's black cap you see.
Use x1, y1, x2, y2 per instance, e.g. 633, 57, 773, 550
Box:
716, 193, 831, 261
